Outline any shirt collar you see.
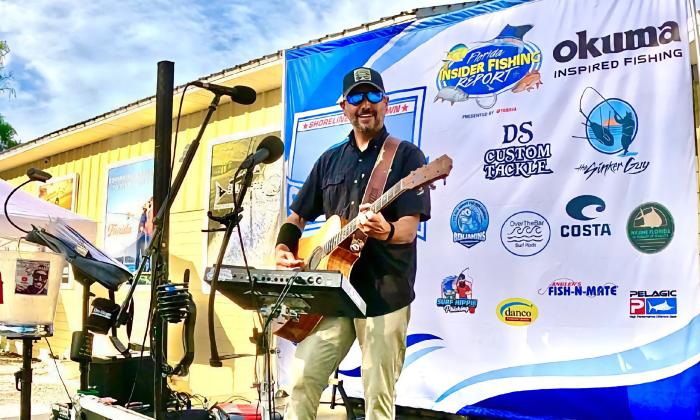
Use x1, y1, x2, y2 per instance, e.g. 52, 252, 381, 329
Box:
347, 126, 388, 151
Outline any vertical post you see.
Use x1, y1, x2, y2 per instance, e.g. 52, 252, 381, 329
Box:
20, 338, 33, 420
153, 60, 174, 420
79, 282, 90, 390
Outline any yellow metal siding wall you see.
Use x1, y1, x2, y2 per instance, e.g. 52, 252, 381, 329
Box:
0, 88, 282, 401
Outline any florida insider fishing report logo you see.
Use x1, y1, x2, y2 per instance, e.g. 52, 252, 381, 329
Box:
572, 88, 649, 180
435, 24, 542, 110
450, 199, 489, 248
437, 267, 478, 314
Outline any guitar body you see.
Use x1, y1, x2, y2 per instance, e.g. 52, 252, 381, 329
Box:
271, 154, 453, 343
273, 215, 360, 343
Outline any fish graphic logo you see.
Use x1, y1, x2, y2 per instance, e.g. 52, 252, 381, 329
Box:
435, 24, 542, 109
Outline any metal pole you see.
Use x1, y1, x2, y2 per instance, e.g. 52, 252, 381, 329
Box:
20, 338, 33, 420
153, 60, 174, 420
79, 283, 90, 390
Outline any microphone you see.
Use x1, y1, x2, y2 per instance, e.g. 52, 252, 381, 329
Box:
240, 136, 284, 170
191, 81, 256, 105
27, 168, 52, 183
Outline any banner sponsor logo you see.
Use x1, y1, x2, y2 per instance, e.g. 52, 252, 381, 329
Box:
500, 211, 550, 256
626, 202, 674, 253
497, 298, 538, 326
561, 195, 612, 238
437, 268, 478, 314
435, 24, 542, 111
483, 121, 554, 180
629, 289, 677, 318
553, 21, 683, 78
450, 199, 489, 248
572, 89, 650, 180
538, 278, 618, 297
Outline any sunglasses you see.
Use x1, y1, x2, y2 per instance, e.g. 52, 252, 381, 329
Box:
345, 91, 385, 106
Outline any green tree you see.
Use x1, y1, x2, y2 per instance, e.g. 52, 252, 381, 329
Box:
0, 40, 18, 151
0, 114, 17, 150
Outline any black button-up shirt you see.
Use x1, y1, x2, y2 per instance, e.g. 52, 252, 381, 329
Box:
290, 127, 431, 316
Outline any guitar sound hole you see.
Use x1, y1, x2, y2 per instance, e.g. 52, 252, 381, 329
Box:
307, 247, 323, 270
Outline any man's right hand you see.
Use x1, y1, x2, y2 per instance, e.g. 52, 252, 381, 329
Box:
275, 244, 304, 268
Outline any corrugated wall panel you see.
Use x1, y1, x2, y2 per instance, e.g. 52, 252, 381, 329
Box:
0, 87, 282, 401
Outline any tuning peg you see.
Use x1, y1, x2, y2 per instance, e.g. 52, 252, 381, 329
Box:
416, 188, 424, 196
429, 183, 436, 190
443, 179, 447, 186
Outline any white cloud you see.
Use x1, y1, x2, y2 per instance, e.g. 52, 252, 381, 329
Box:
0, 0, 463, 141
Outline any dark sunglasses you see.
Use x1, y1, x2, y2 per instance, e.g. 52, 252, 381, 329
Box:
345, 91, 385, 106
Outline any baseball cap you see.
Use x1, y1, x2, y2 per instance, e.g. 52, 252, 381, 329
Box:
342, 67, 385, 97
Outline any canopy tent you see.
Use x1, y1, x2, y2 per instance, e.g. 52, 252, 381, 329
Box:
0, 179, 97, 243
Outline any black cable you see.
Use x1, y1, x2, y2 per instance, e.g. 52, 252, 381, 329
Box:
44, 338, 72, 403
3, 179, 32, 234
170, 85, 191, 186
126, 273, 156, 406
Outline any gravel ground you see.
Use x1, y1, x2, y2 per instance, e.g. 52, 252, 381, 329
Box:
0, 350, 79, 419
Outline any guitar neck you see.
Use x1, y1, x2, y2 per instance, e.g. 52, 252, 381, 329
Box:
322, 180, 406, 254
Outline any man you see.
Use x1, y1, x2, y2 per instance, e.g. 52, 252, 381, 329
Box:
275, 66, 430, 419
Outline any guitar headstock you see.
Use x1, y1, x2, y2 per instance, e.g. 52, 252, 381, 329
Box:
403, 154, 453, 191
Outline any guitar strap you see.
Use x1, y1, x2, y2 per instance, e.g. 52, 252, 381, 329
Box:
353, 135, 400, 246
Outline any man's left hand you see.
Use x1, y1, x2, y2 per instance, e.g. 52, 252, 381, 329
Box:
358, 203, 391, 241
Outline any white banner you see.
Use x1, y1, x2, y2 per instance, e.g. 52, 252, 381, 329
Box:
283, 0, 700, 417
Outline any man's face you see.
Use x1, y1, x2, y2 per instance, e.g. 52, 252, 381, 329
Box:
341, 84, 388, 137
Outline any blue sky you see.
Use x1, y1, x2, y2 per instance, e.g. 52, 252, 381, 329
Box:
0, 0, 465, 142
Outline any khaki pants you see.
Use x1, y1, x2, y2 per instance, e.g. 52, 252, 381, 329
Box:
285, 305, 410, 420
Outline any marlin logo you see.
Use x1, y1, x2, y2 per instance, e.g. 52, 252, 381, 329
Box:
647, 300, 674, 312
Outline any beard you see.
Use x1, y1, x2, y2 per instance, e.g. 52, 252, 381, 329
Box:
350, 110, 382, 136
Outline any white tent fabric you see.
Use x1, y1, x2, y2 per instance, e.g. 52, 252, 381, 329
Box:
0, 179, 97, 242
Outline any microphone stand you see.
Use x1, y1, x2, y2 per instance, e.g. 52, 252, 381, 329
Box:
206, 165, 256, 366
113, 93, 223, 420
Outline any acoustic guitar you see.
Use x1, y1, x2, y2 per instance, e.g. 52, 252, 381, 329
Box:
274, 154, 453, 342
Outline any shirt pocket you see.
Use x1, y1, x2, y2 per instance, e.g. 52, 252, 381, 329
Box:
321, 173, 345, 215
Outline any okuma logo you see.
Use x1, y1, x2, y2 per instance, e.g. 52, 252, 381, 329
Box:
500, 211, 550, 256
561, 195, 611, 237
450, 199, 489, 249
437, 267, 478, 314
497, 298, 538, 326
553, 21, 681, 63
573, 88, 649, 180
435, 24, 542, 110
627, 202, 674, 254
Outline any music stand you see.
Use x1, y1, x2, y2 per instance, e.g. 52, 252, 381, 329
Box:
205, 266, 366, 420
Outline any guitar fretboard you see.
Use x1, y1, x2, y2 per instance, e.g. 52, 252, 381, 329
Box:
321, 180, 405, 254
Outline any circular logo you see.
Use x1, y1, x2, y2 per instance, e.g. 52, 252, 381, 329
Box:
450, 199, 489, 249
627, 202, 674, 254
496, 298, 538, 326
585, 98, 638, 156
500, 211, 551, 256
